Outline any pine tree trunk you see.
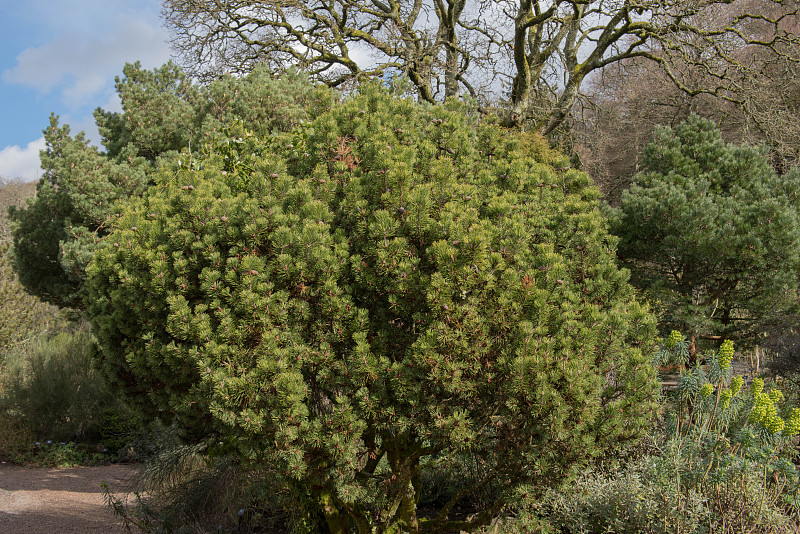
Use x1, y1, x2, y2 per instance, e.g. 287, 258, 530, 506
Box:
319, 491, 348, 534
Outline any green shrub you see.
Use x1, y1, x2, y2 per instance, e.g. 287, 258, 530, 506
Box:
0, 243, 63, 354
105, 424, 292, 533
520, 447, 798, 534
0, 412, 35, 463
28, 441, 107, 467
0, 178, 36, 242
96, 407, 143, 457
652, 337, 800, 531
0, 180, 63, 355
0, 326, 130, 444
510, 336, 800, 533
517, 452, 798, 534
87, 84, 659, 533
530, 458, 708, 534
10, 64, 333, 310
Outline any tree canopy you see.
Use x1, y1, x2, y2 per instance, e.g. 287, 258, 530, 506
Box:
614, 115, 800, 345
571, 0, 800, 205
8, 117, 149, 309
162, 0, 800, 133
87, 84, 658, 533
9, 63, 333, 309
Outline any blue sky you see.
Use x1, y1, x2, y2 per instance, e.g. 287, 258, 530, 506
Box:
0, 0, 172, 181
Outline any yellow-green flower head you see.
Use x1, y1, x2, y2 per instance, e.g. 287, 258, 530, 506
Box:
731, 376, 744, 395
765, 401, 778, 420
700, 383, 714, 399
750, 397, 786, 434
769, 389, 784, 403
749, 392, 770, 425
751, 377, 764, 397
667, 330, 682, 349
784, 408, 800, 437
766, 414, 785, 434
750, 404, 766, 425
718, 339, 734, 371
720, 388, 732, 410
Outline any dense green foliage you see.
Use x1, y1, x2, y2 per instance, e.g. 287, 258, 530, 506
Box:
6, 51, 800, 533
94, 61, 334, 162
8, 117, 149, 308
613, 115, 800, 343
9, 63, 333, 309
0, 243, 64, 351
0, 180, 82, 464
518, 337, 800, 533
1, 326, 122, 443
0, 180, 36, 241
87, 85, 658, 533
0, 180, 62, 351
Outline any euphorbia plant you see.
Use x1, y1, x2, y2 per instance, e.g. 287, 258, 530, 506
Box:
656, 333, 800, 527
87, 85, 659, 533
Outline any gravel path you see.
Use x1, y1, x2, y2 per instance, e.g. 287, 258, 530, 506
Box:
0, 463, 137, 533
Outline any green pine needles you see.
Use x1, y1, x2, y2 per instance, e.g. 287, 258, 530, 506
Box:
87, 84, 659, 533
9, 62, 333, 310
614, 114, 800, 344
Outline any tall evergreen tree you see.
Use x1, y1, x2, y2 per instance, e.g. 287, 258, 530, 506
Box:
614, 114, 800, 345
8, 117, 148, 308
94, 61, 199, 161
87, 85, 658, 533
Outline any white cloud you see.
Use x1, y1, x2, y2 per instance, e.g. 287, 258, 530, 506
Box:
100, 92, 124, 114
3, 16, 171, 104
62, 74, 108, 104
0, 138, 45, 182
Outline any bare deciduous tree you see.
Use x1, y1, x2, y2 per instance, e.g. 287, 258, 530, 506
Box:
573, 1, 800, 202
162, 0, 490, 102
162, 0, 800, 134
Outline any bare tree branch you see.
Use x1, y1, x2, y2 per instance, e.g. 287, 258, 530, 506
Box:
162, 0, 800, 134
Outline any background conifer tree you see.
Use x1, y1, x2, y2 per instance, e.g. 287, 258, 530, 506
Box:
614, 114, 800, 345
8, 117, 148, 308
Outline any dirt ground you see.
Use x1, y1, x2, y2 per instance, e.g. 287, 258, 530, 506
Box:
0, 463, 137, 534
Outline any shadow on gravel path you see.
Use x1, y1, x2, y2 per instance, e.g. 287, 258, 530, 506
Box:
0, 463, 136, 533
